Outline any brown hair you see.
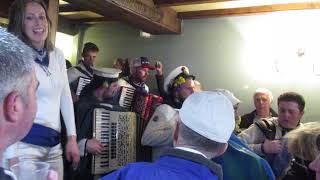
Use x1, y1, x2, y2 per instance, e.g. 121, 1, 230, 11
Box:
82, 42, 99, 57
8, 0, 53, 51
285, 122, 320, 161
277, 92, 305, 112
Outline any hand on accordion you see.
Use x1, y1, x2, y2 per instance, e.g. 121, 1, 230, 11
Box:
86, 138, 105, 155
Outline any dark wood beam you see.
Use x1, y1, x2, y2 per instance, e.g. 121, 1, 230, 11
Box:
65, 0, 181, 34
59, 4, 86, 12
71, 17, 114, 24
48, 0, 59, 44
178, 2, 320, 19
154, 0, 233, 7
58, 15, 79, 35
0, 0, 14, 18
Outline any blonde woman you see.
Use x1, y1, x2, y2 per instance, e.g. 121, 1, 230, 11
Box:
283, 122, 320, 180
7, 0, 79, 179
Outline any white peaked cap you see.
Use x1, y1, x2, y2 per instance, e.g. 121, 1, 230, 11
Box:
164, 66, 190, 93
92, 67, 121, 79
179, 91, 235, 143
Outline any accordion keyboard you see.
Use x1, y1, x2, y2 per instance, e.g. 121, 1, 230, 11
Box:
119, 86, 135, 109
92, 108, 137, 175
76, 77, 91, 96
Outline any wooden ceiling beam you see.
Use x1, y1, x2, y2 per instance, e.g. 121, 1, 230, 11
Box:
59, 4, 86, 12
48, 0, 59, 44
71, 17, 114, 24
154, 0, 234, 7
58, 15, 79, 35
64, 0, 181, 34
0, 0, 14, 18
178, 2, 320, 19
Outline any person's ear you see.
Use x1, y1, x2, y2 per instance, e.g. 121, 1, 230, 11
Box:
174, 90, 179, 98
173, 121, 180, 142
3, 91, 23, 123
216, 143, 228, 157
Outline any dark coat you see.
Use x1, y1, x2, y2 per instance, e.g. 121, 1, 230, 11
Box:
240, 108, 278, 129
282, 157, 316, 180
0, 168, 13, 180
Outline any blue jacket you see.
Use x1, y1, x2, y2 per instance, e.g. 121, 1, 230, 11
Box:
101, 148, 222, 180
213, 134, 275, 180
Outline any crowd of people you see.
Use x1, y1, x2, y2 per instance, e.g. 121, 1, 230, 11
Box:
0, 0, 319, 180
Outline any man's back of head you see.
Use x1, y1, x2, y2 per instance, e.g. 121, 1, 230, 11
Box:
101, 91, 236, 180
0, 27, 37, 147
175, 91, 235, 159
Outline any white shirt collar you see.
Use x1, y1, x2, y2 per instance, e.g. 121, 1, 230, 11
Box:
175, 147, 207, 158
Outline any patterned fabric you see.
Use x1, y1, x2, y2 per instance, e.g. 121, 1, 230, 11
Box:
33, 48, 49, 67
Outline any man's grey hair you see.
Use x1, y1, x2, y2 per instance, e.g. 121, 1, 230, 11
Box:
254, 88, 273, 102
0, 27, 35, 102
178, 121, 226, 153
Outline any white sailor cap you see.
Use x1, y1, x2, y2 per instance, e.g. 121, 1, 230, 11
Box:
92, 67, 121, 79
164, 66, 194, 93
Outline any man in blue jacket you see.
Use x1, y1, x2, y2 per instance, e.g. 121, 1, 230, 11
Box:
101, 91, 235, 180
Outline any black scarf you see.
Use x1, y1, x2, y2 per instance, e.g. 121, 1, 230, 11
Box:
33, 48, 49, 67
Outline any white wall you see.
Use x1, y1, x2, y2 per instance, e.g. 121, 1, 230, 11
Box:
81, 9, 320, 123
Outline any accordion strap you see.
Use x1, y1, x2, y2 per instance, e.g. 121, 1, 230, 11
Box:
75, 66, 93, 78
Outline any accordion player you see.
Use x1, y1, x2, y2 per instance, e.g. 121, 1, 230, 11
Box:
117, 77, 163, 122
74, 67, 139, 180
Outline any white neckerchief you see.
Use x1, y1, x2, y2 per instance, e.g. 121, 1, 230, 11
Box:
175, 147, 207, 158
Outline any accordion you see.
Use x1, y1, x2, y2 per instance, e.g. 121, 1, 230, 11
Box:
76, 77, 91, 96
117, 78, 163, 125
117, 78, 136, 110
132, 92, 163, 126
91, 108, 137, 175
118, 86, 135, 110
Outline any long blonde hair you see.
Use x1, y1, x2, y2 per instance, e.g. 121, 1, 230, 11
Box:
285, 122, 320, 161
